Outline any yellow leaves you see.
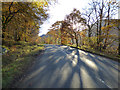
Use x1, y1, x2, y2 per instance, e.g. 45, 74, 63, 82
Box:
101, 26, 107, 33
101, 25, 113, 33
99, 34, 117, 39
35, 37, 41, 43
32, 0, 48, 8
2, 1, 50, 44
101, 27, 105, 30
80, 31, 83, 35
102, 25, 112, 30
80, 31, 86, 37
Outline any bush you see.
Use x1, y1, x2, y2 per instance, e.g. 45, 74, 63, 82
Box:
2, 39, 31, 47
13, 41, 29, 46
2, 39, 16, 47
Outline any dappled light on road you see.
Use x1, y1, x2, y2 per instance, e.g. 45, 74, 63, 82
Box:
59, 63, 72, 87
79, 50, 88, 55
71, 51, 76, 55
70, 72, 80, 88
82, 58, 98, 71
15, 45, 120, 88
71, 55, 78, 67
80, 66, 97, 88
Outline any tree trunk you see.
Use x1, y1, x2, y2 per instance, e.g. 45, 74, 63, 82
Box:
75, 33, 78, 48
119, 42, 120, 55
118, 27, 120, 55
88, 25, 91, 38
14, 29, 17, 41
88, 26, 91, 44
103, 4, 110, 50
17, 36, 20, 41
96, 20, 99, 50
99, 19, 102, 51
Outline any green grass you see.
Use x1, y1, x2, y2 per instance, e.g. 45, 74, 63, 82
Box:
2, 43, 44, 88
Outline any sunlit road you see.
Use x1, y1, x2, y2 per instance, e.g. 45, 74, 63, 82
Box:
16, 45, 120, 88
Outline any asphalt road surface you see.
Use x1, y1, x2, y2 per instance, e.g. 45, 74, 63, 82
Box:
16, 45, 120, 88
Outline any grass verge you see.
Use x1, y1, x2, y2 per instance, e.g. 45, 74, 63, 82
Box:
2, 43, 45, 88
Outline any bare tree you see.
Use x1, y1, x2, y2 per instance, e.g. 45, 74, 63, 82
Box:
102, 0, 118, 49
82, 5, 97, 44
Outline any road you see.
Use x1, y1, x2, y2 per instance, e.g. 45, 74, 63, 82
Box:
16, 45, 120, 88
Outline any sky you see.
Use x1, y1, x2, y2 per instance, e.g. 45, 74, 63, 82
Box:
39, 0, 89, 36
39, 0, 120, 36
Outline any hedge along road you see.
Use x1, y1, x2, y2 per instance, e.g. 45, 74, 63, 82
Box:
15, 44, 120, 88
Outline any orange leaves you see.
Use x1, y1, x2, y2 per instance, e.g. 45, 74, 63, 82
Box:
35, 37, 41, 43
11, 46, 17, 52
80, 30, 86, 37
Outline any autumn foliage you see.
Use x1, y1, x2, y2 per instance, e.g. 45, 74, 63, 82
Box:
2, 1, 48, 46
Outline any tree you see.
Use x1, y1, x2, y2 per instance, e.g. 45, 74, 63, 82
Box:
60, 21, 72, 45
48, 21, 64, 44
86, 0, 118, 51
82, 6, 96, 43
118, 20, 120, 55
65, 8, 86, 47
2, 1, 49, 45
112, 19, 120, 55
102, 0, 118, 50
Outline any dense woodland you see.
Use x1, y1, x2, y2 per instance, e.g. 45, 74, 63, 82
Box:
2, 1, 49, 47
1, 0, 120, 55
40, 0, 120, 56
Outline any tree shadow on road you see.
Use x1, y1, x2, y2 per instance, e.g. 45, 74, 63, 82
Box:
16, 45, 119, 88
